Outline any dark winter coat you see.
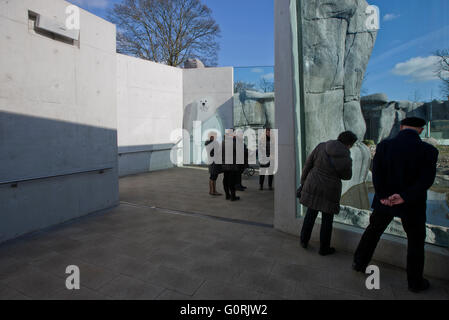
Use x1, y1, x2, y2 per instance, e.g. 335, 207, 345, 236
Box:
371, 129, 438, 219
221, 137, 248, 172
299, 140, 353, 214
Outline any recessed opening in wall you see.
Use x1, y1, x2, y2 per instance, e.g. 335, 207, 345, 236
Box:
28, 10, 80, 47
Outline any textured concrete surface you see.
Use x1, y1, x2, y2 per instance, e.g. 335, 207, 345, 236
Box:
120, 167, 275, 226
0, 0, 119, 243
0, 168, 448, 300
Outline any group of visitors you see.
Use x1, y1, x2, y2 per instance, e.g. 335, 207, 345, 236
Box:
297, 117, 439, 293
205, 128, 274, 201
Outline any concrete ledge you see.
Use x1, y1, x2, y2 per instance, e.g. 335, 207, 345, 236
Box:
276, 216, 449, 281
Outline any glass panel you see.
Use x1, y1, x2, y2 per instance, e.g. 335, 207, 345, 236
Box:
294, 0, 449, 248
233, 66, 275, 131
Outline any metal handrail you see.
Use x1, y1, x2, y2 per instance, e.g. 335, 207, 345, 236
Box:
118, 147, 177, 156
118, 139, 183, 156
0, 167, 113, 186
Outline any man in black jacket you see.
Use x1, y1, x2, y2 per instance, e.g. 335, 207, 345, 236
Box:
353, 117, 439, 293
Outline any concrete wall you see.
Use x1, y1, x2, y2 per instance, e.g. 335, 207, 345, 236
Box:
274, 0, 301, 234
116, 54, 183, 176
183, 67, 234, 164
0, 0, 119, 243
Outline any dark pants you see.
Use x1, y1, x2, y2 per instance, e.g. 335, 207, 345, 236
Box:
259, 175, 273, 188
354, 209, 426, 286
223, 171, 238, 198
300, 208, 334, 250
236, 167, 244, 187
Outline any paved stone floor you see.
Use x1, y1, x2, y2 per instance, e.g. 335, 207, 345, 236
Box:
120, 167, 274, 225
0, 168, 448, 300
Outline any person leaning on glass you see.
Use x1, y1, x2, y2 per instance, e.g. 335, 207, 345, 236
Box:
298, 131, 358, 256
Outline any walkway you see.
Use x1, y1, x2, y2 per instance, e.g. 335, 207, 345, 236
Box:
0, 168, 448, 300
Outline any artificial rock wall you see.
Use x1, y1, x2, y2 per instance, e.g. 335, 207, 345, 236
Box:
301, 0, 377, 193
362, 93, 449, 143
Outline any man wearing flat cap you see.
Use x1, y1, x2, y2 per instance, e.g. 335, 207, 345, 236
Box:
353, 117, 439, 293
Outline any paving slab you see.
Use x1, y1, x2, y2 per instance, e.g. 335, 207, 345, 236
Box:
0, 168, 447, 300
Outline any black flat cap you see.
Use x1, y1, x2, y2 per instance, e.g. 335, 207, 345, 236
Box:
401, 117, 426, 128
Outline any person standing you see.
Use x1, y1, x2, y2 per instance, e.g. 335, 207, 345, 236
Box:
353, 117, 438, 293
259, 128, 274, 191
221, 132, 241, 201
299, 131, 357, 256
205, 132, 222, 196
235, 129, 248, 191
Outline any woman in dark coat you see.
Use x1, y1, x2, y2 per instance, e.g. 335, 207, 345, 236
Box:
299, 131, 357, 256
205, 132, 222, 196
221, 133, 244, 201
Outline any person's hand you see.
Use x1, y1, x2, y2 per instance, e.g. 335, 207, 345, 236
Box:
388, 194, 405, 206
380, 199, 393, 207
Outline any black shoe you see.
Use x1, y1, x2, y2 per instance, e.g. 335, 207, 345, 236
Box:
300, 241, 308, 249
319, 247, 336, 256
235, 186, 245, 191
259, 186, 263, 191
231, 196, 240, 202
352, 262, 366, 273
225, 194, 231, 200
408, 279, 430, 293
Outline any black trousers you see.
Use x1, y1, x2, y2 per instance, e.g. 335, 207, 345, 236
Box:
300, 208, 334, 250
259, 175, 273, 187
354, 209, 426, 285
223, 171, 238, 197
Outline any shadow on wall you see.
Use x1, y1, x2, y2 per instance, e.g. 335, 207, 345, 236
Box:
118, 143, 176, 177
0, 111, 119, 244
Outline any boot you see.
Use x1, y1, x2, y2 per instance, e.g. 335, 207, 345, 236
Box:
408, 279, 430, 293
211, 180, 222, 196
209, 180, 215, 196
230, 189, 240, 201
319, 247, 336, 256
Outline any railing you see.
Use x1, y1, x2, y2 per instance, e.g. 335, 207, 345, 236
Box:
0, 167, 113, 187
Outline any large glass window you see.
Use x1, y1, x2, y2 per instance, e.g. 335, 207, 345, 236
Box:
294, 0, 449, 248
233, 66, 275, 131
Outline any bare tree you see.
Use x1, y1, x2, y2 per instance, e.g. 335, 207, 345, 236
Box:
434, 49, 449, 97
259, 78, 274, 93
108, 0, 220, 67
234, 81, 255, 93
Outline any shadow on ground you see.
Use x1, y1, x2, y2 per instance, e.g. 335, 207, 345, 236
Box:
119, 167, 274, 226
0, 168, 448, 300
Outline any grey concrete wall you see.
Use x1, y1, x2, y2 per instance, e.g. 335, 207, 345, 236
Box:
274, 0, 301, 234
116, 54, 183, 176
183, 67, 234, 164
0, 0, 119, 243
